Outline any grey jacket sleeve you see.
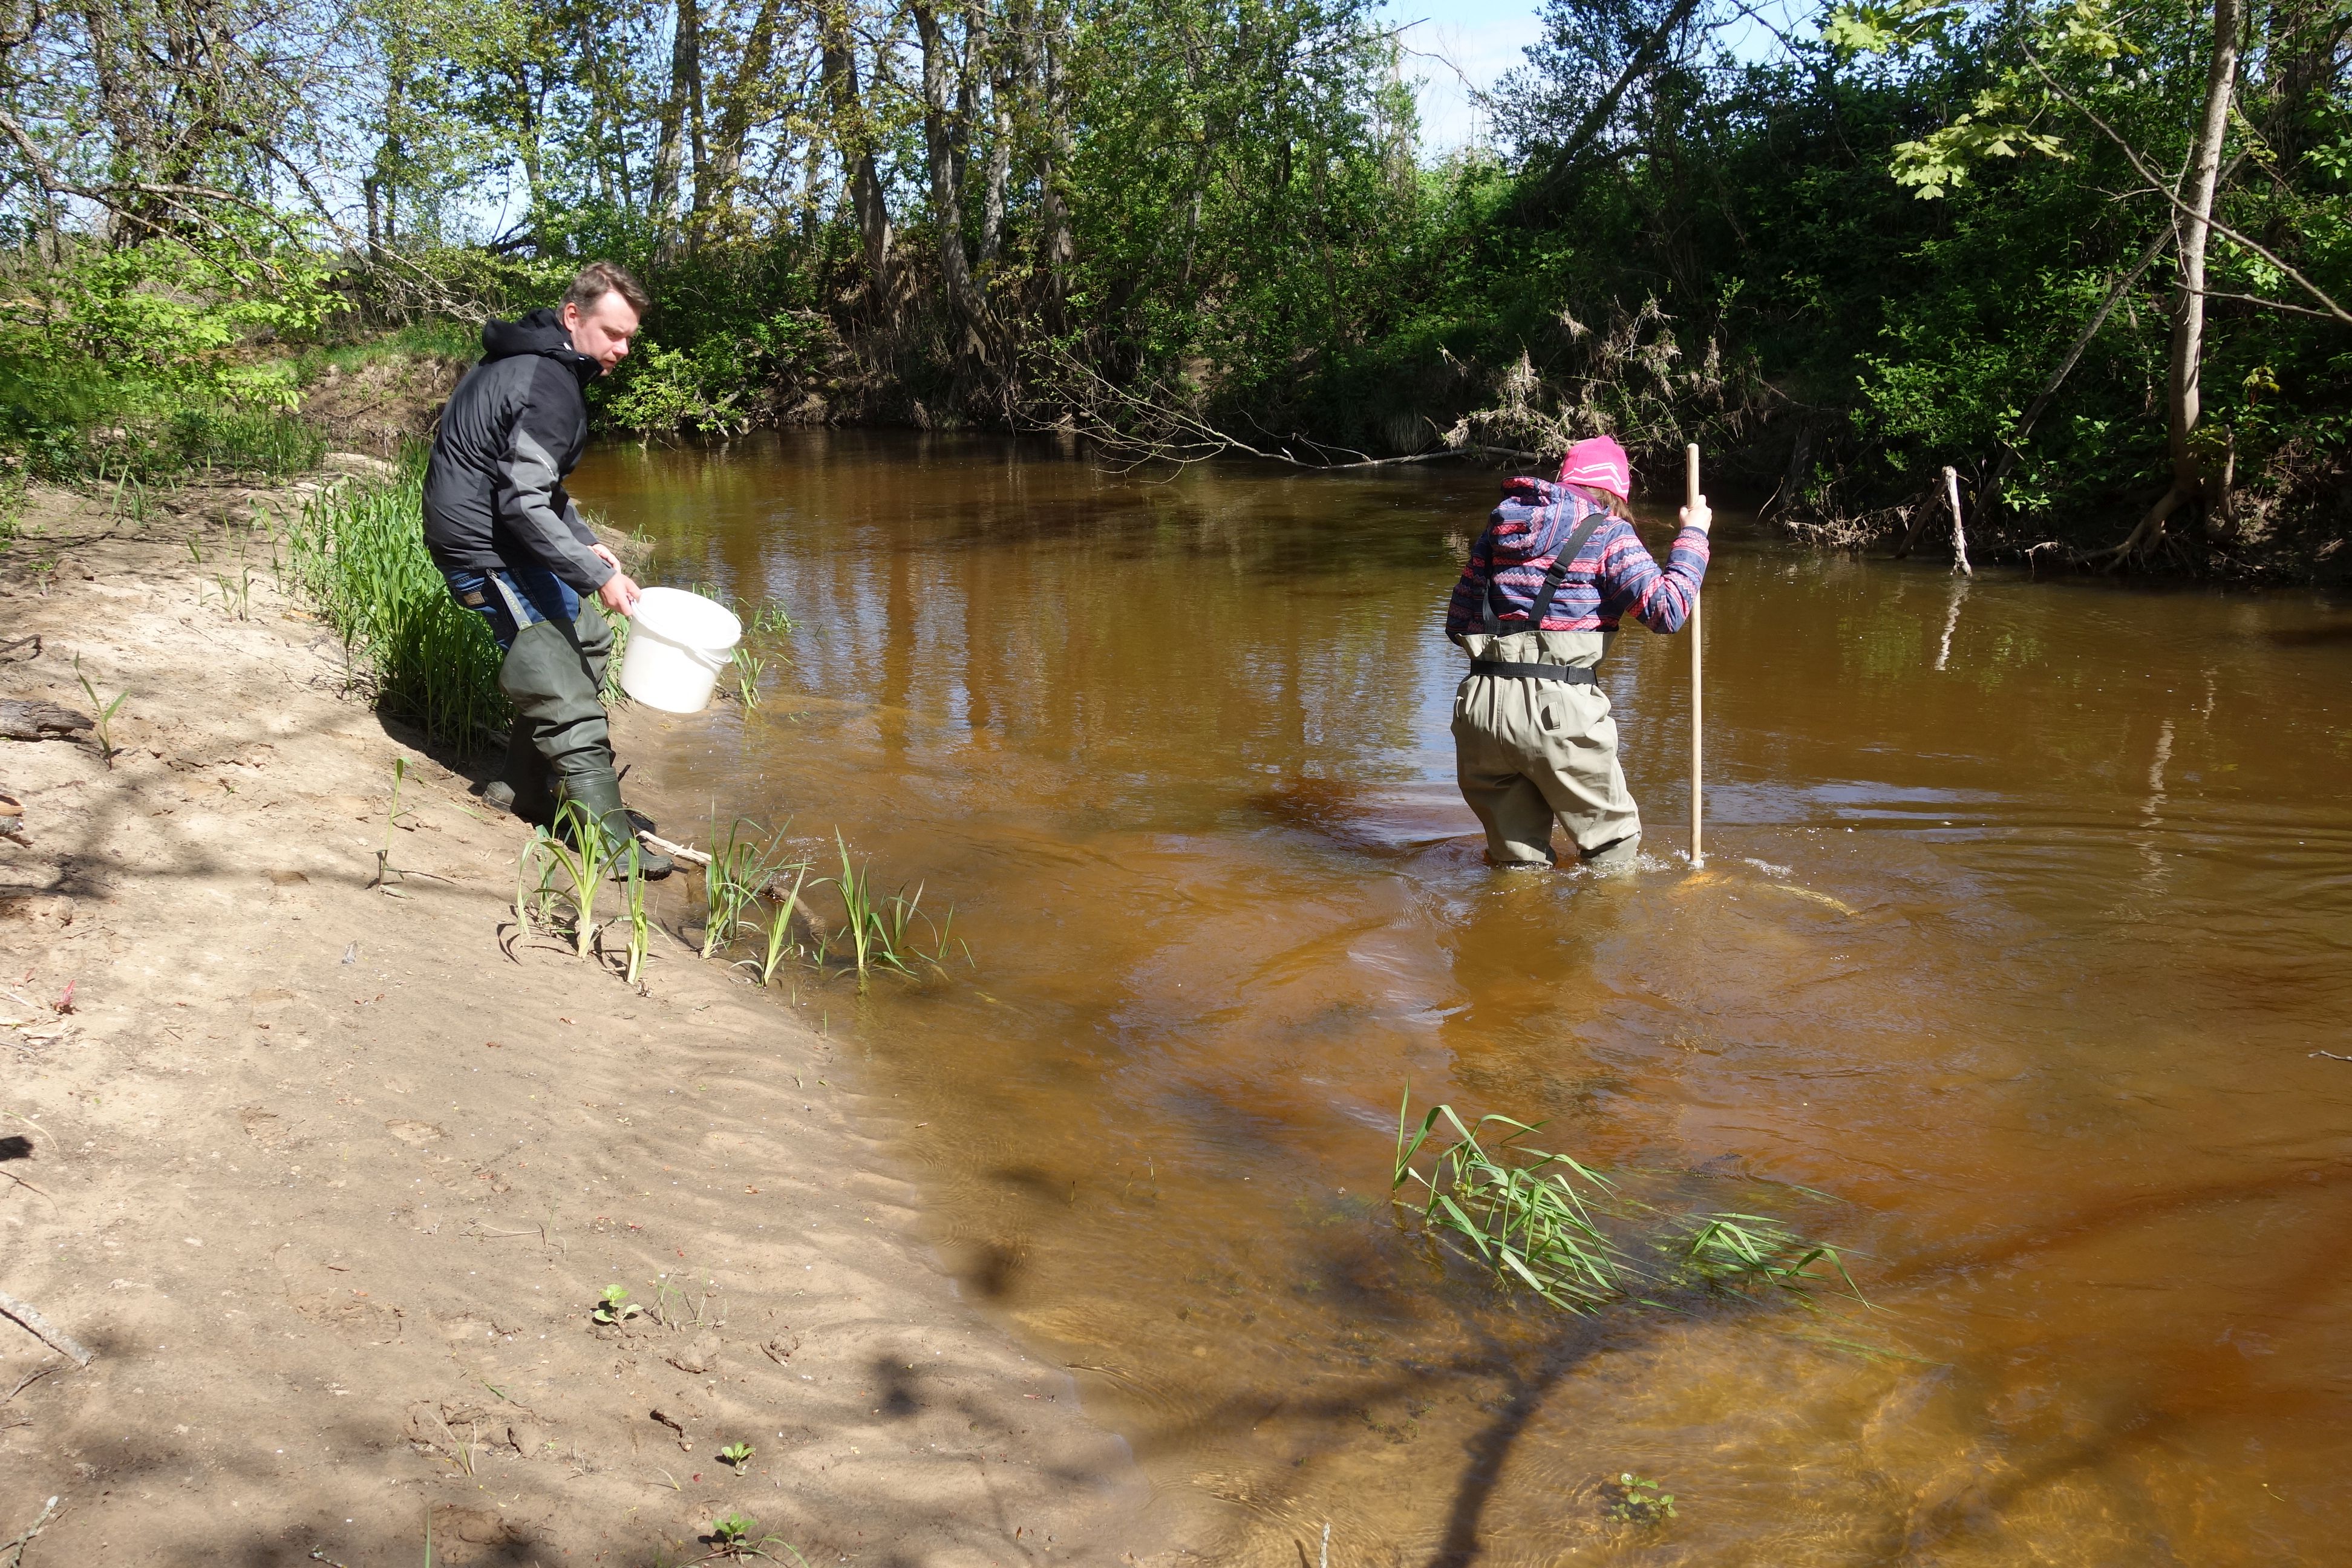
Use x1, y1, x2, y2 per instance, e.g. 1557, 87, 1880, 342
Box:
494, 361, 615, 595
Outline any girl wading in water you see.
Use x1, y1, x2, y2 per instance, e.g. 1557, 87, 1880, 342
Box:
1446, 436, 1711, 874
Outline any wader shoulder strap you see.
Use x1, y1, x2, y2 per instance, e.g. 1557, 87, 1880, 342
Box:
1483, 506, 1609, 635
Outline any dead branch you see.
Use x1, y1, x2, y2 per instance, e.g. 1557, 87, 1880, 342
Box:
0, 1289, 88, 1366
2027, 53, 2351, 327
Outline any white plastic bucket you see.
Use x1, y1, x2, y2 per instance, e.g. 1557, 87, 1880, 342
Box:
618, 586, 743, 714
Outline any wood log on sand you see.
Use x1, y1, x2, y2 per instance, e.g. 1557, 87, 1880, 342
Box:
0, 701, 91, 742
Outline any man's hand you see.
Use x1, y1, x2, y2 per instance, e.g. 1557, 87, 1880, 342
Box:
597, 569, 642, 616
1679, 494, 1713, 534
589, 544, 641, 615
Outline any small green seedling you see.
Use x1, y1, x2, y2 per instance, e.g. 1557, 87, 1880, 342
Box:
591, 1285, 642, 1325
1609, 1472, 1676, 1524
718, 1440, 754, 1473
702, 1511, 813, 1564
370, 755, 416, 892
71, 655, 128, 767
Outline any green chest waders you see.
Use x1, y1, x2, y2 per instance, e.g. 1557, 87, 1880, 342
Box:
1453, 509, 1642, 871
500, 598, 669, 877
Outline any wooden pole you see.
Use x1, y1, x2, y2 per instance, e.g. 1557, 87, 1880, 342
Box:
1943, 465, 1973, 577
1687, 442, 1704, 870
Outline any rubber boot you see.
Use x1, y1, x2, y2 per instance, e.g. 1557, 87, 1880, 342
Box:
1582, 833, 1642, 878
480, 727, 554, 823
555, 768, 673, 881
572, 601, 660, 837
499, 616, 668, 878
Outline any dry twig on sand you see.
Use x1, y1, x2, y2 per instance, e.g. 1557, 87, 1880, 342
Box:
1, 1496, 60, 1568
0, 1290, 93, 1368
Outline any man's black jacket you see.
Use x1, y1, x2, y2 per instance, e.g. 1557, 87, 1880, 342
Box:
421, 309, 613, 595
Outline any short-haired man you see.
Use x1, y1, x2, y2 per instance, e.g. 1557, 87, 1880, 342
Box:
422, 260, 670, 877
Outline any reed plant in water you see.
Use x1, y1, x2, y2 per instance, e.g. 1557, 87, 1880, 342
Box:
736, 867, 809, 987
731, 647, 764, 710
701, 815, 792, 959
1392, 1093, 1861, 1315
822, 832, 958, 987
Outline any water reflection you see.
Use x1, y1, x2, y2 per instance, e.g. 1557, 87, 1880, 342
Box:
576, 431, 2352, 1564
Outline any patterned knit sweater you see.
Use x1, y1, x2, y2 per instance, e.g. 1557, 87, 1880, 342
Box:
1445, 478, 1710, 640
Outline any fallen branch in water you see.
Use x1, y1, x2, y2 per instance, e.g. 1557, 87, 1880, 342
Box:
0, 1291, 93, 1368
1036, 347, 1540, 474
638, 830, 808, 903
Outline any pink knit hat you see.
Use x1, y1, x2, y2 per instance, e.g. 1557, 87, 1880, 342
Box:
1557, 436, 1632, 499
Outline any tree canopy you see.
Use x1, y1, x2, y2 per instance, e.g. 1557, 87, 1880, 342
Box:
2, 0, 2347, 570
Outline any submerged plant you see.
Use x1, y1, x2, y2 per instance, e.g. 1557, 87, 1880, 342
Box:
1607, 1473, 1677, 1525
730, 647, 765, 710
1391, 1093, 1863, 1315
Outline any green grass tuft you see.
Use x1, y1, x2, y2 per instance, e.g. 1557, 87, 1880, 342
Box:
1392, 1093, 1865, 1316
281, 448, 508, 750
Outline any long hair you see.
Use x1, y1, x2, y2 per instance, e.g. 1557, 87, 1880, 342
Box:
1563, 483, 1634, 522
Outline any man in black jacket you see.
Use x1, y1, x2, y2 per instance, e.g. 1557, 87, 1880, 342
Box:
423, 260, 669, 877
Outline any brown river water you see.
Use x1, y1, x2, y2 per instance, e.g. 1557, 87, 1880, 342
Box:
573, 432, 2352, 1565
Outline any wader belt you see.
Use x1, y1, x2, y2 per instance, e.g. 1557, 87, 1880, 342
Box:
1469, 659, 1597, 684
1482, 508, 1609, 637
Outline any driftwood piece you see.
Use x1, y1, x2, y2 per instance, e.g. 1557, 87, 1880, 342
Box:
0, 701, 91, 742
0, 1290, 93, 1368
1944, 466, 1974, 577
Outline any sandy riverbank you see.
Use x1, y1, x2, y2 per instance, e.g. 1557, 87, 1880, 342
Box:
0, 475, 1151, 1566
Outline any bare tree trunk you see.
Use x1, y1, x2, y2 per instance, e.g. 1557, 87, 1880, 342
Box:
1037, 0, 1073, 319
1943, 465, 1972, 576
2109, 0, 2243, 565
976, 2, 1016, 269
820, 1, 894, 308
915, 0, 991, 354
685, 0, 708, 218
708, 0, 785, 224
651, 0, 699, 251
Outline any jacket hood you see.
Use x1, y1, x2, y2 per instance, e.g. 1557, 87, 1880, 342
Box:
480, 307, 602, 384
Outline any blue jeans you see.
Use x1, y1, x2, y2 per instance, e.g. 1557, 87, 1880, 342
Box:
442, 564, 580, 653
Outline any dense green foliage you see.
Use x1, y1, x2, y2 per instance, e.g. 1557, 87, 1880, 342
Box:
2, 0, 2347, 569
